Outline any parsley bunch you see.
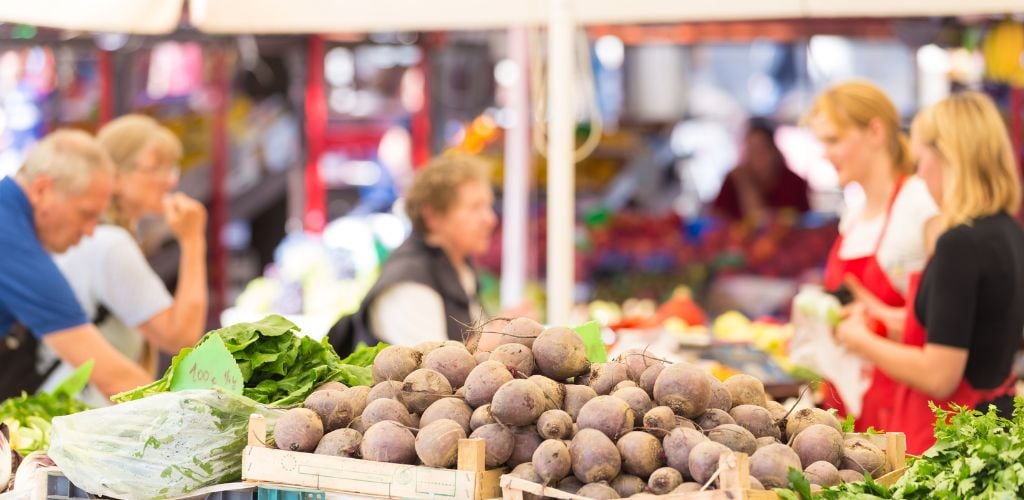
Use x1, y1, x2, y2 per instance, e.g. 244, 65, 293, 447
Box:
777, 398, 1024, 499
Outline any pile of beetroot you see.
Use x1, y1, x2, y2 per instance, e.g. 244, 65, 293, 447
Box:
270, 318, 892, 498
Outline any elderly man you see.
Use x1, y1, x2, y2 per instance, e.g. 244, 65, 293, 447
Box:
0, 129, 151, 399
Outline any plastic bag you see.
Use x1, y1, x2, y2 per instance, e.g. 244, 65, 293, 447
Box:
788, 286, 871, 417
48, 389, 281, 499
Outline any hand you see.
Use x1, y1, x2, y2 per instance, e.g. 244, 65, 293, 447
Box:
163, 193, 207, 245
835, 303, 873, 354
844, 275, 906, 340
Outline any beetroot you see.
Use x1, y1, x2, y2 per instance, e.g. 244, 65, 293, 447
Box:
537, 409, 574, 440
617, 348, 666, 381
569, 429, 622, 483
587, 362, 631, 395
653, 363, 711, 418
576, 395, 635, 441
366, 380, 404, 404
750, 443, 803, 489
490, 343, 535, 377
499, 317, 544, 348
491, 379, 548, 426
422, 345, 477, 388
464, 361, 514, 408
612, 387, 654, 420
361, 421, 416, 464
303, 389, 354, 432
616, 431, 664, 478
528, 375, 566, 411
397, 368, 450, 411
664, 427, 708, 479
532, 439, 572, 484
723, 374, 767, 408
420, 398, 473, 434
639, 364, 665, 398
469, 424, 514, 468
706, 374, 732, 411
372, 346, 422, 384
508, 427, 543, 468
532, 327, 590, 380
361, 398, 412, 428
695, 408, 735, 431
562, 384, 598, 421
274, 408, 323, 452
415, 419, 466, 468
470, 404, 496, 430
315, 428, 361, 457
648, 467, 683, 495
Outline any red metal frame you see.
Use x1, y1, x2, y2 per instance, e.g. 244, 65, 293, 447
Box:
411, 37, 432, 169
97, 49, 113, 125
304, 35, 328, 234
210, 47, 230, 317
303, 34, 434, 228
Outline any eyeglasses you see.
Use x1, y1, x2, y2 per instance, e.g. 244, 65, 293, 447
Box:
136, 163, 181, 180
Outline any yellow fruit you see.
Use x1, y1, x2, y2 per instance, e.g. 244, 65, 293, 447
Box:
983, 18, 1024, 83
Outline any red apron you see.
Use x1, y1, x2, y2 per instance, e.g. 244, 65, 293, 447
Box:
889, 271, 1018, 454
821, 177, 906, 432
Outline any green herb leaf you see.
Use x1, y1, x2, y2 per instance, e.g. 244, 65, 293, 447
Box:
787, 468, 813, 499
842, 413, 856, 433
775, 489, 802, 500
52, 360, 93, 399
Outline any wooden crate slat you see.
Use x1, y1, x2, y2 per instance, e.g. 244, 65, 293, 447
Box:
243, 414, 501, 500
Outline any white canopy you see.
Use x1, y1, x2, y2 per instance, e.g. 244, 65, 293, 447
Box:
0, 0, 183, 35
0, 0, 1019, 35
189, 0, 1024, 34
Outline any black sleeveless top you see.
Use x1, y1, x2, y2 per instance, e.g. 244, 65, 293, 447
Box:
327, 233, 475, 356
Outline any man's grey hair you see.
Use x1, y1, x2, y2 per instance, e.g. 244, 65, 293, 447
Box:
16, 129, 114, 194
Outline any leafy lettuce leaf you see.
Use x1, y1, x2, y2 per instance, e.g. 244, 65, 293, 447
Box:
0, 361, 93, 455
114, 315, 383, 406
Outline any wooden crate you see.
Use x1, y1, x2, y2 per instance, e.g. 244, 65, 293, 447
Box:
851, 432, 907, 486
501, 452, 776, 500
242, 415, 503, 500
500, 432, 906, 500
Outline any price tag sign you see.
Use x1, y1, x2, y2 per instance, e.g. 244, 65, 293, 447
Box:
169, 333, 243, 394
573, 321, 608, 363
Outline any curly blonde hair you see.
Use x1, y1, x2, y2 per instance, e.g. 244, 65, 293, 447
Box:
405, 154, 492, 234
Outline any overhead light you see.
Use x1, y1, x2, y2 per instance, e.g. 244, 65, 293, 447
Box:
595, 35, 624, 71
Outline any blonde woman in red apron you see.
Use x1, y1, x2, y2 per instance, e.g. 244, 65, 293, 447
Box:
837, 92, 1024, 454
806, 81, 938, 431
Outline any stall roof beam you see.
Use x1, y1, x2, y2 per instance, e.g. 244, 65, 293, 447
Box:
0, 0, 183, 35
0, 0, 1019, 35
190, 0, 1021, 34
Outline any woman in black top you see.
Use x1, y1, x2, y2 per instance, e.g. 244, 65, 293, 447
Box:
836, 91, 1024, 452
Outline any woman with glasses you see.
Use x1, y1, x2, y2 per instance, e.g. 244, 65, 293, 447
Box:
44, 115, 207, 403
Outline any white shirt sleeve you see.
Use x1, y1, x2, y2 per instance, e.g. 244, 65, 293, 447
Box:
60, 226, 173, 328
369, 282, 448, 346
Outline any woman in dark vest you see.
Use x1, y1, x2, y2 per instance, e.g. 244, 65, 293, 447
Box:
329, 154, 497, 355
